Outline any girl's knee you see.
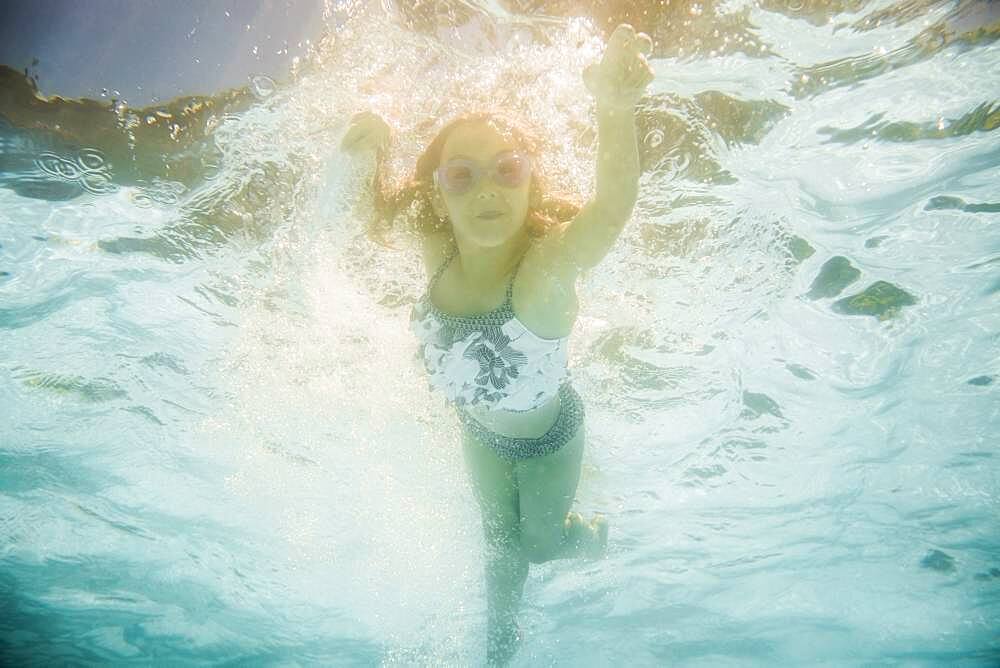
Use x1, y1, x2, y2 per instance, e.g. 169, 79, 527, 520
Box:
519, 526, 562, 564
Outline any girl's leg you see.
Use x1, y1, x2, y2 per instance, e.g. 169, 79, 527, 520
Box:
515, 428, 606, 564
461, 432, 528, 663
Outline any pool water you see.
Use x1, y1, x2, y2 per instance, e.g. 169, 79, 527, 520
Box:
1, 1, 998, 665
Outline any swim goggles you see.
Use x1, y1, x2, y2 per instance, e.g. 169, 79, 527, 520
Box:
433, 151, 531, 195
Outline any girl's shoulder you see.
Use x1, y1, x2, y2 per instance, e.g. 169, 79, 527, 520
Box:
523, 220, 579, 285
515, 224, 580, 339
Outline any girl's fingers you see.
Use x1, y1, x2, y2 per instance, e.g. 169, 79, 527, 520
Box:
624, 59, 654, 92
637, 66, 654, 90
623, 54, 650, 80
590, 26, 655, 100
622, 70, 643, 94
342, 126, 383, 152
343, 112, 392, 148
609, 23, 636, 50
634, 33, 653, 56
341, 134, 361, 151
605, 28, 651, 71
340, 128, 359, 149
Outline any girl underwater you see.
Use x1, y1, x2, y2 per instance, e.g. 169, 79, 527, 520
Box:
341, 23, 654, 665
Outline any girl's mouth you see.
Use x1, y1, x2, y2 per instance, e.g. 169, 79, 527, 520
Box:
477, 211, 504, 220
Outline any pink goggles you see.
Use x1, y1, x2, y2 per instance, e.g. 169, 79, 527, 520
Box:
433, 151, 532, 195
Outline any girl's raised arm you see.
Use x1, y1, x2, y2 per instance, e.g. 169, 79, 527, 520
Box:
340, 111, 451, 258
553, 24, 654, 271
339, 111, 404, 246
340, 111, 392, 157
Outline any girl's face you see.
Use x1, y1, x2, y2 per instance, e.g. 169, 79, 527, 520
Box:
433, 121, 533, 248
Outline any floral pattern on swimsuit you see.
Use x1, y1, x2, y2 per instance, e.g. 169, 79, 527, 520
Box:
410, 295, 570, 412
463, 325, 529, 400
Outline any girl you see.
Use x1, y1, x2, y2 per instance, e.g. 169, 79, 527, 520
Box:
342, 24, 653, 665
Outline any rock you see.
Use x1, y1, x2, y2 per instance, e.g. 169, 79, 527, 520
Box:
808, 256, 860, 299
832, 281, 916, 319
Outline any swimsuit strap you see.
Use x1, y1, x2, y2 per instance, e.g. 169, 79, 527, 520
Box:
503, 249, 529, 305
428, 244, 460, 290
428, 243, 529, 307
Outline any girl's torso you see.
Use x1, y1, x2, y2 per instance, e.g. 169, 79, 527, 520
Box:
412, 230, 580, 437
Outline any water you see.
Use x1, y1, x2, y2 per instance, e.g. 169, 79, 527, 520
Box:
2, 1, 998, 665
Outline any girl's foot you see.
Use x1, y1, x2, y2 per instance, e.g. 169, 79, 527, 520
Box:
588, 514, 609, 559
564, 512, 609, 560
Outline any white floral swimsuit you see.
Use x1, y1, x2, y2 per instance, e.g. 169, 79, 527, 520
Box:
409, 244, 570, 413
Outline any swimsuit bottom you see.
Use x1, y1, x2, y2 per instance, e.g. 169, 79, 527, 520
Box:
455, 383, 585, 462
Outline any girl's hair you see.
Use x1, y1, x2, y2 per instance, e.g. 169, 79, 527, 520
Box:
368, 112, 580, 247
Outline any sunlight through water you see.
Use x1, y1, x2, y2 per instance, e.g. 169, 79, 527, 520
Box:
1, 0, 998, 664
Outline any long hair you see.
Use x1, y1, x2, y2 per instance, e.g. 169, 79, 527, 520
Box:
368, 112, 580, 247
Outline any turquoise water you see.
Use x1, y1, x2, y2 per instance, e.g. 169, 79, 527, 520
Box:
2, 1, 999, 665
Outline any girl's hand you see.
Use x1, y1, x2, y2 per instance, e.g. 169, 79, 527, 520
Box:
583, 24, 654, 112
340, 111, 391, 154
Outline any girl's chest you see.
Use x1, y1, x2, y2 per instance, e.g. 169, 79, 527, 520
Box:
431, 257, 578, 339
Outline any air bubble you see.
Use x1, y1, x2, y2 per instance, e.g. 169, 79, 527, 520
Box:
36, 149, 116, 194
80, 172, 114, 194
77, 148, 106, 170
250, 74, 277, 99
131, 178, 185, 207
54, 158, 81, 179
506, 27, 532, 53
131, 192, 154, 208
36, 153, 65, 177
660, 150, 690, 181
644, 129, 665, 148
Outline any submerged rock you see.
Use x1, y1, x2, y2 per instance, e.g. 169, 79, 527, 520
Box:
926, 195, 1000, 213
832, 281, 917, 319
967, 375, 994, 386
18, 369, 128, 402
787, 235, 815, 262
807, 256, 860, 299
785, 363, 816, 380
926, 195, 967, 210
920, 549, 956, 574
741, 391, 784, 419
